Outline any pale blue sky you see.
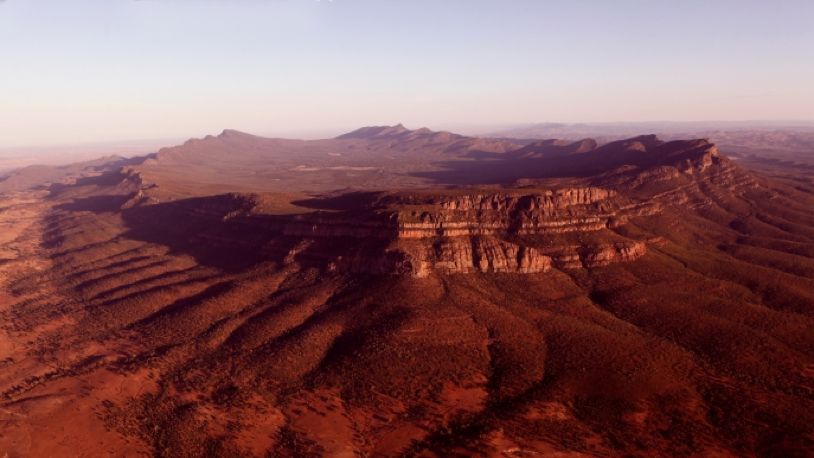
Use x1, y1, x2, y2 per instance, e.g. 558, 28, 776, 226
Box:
1, 0, 813, 147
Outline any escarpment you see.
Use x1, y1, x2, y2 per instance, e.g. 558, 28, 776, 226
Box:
113, 135, 766, 278
122, 186, 653, 277
323, 237, 554, 278
280, 187, 655, 240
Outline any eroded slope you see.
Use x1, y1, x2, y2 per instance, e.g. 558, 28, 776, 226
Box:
1, 133, 813, 457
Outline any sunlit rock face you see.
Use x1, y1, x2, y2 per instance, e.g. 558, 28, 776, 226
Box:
269, 188, 654, 277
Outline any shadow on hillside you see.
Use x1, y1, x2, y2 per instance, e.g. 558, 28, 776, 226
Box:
409, 156, 596, 186
55, 194, 135, 213
50, 168, 145, 213
116, 195, 281, 271
290, 191, 384, 211
410, 141, 601, 185
116, 193, 392, 273
410, 136, 704, 186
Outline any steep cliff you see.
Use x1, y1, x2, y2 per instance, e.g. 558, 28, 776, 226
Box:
325, 237, 553, 278
258, 187, 660, 277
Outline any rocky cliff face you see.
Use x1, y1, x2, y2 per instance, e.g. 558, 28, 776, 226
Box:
121, 185, 652, 278
392, 188, 619, 237
266, 187, 653, 277
280, 187, 656, 240
325, 237, 553, 278
307, 236, 647, 278
580, 241, 648, 268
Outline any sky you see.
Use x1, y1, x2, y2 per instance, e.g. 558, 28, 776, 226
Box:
1, 0, 813, 148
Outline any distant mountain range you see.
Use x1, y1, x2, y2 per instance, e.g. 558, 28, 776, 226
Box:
486, 121, 814, 164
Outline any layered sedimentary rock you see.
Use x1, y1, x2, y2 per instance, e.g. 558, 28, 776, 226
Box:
541, 241, 648, 270
394, 188, 622, 238
407, 237, 553, 276
267, 188, 652, 277
279, 187, 657, 240
580, 241, 648, 268
122, 186, 651, 278
327, 238, 553, 278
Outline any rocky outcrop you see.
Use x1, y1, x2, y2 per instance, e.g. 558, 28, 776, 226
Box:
417, 237, 552, 276
581, 242, 647, 268
121, 181, 660, 278
268, 188, 654, 277
280, 187, 654, 240
424, 187, 614, 211
318, 238, 646, 278
325, 237, 552, 278
545, 242, 647, 269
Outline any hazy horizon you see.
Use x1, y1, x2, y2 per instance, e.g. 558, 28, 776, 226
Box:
2, 0, 813, 148
4, 119, 814, 153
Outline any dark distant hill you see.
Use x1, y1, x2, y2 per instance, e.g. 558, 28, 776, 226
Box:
488, 121, 814, 166
0, 155, 139, 193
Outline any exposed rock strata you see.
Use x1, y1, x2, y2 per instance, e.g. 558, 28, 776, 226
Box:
121, 185, 654, 277
269, 188, 651, 277
581, 241, 648, 268
327, 238, 553, 278
540, 242, 648, 270
279, 187, 657, 241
